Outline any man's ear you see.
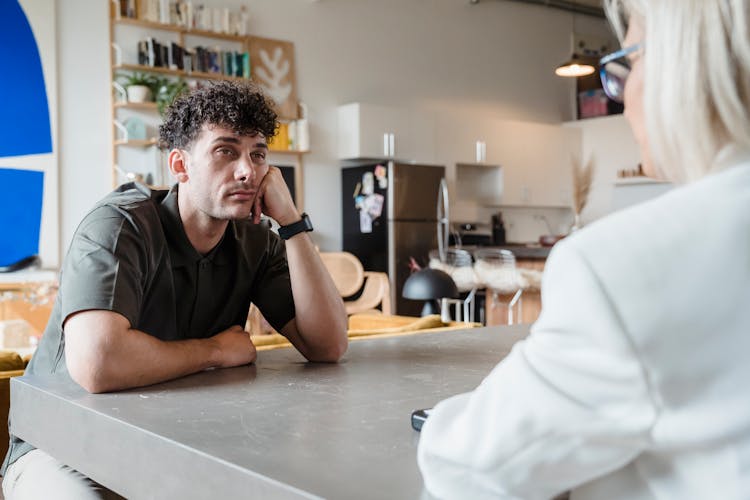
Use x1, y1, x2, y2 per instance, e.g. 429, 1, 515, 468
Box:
168, 149, 189, 183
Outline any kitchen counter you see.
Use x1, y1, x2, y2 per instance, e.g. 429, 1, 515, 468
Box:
459, 244, 552, 260
10, 325, 528, 499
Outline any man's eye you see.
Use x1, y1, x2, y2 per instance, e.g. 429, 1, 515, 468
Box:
217, 148, 235, 156
251, 152, 266, 160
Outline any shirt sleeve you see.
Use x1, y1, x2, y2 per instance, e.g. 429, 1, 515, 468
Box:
60, 205, 147, 329
250, 232, 296, 333
417, 241, 658, 500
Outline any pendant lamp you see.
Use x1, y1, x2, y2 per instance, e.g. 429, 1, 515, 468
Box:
555, 54, 596, 77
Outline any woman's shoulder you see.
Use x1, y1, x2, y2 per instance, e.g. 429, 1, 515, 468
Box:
569, 166, 750, 263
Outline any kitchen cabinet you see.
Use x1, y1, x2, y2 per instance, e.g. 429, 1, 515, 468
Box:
435, 113, 499, 166
435, 113, 581, 209
434, 114, 503, 211
337, 103, 436, 163
491, 120, 581, 207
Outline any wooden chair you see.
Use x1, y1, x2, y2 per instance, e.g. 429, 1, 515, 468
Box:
319, 252, 391, 315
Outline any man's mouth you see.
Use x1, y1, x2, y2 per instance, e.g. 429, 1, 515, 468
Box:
227, 190, 255, 201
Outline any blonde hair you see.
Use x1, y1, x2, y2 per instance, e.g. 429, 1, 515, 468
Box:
605, 0, 750, 182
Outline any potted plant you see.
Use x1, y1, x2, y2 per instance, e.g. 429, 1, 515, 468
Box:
116, 72, 158, 103
153, 78, 189, 116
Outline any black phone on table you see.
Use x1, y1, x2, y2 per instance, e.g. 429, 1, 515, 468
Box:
411, 408, 432, 431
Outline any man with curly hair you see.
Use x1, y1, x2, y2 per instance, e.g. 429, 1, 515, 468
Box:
1, 81, 348, 499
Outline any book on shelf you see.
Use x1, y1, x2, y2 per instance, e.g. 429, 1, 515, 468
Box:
160, 44, 169, 69
117, 0, 137, 19
170, 42, 184, 70
137, 40, 149, 66
146, 37, 155, 67
242, 52, 250, 79
137, 0, 159, 23
158, 0, 169, 24
208, 50, 220, 74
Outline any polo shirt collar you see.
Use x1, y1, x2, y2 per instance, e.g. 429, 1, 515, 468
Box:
158, 184, 231, 268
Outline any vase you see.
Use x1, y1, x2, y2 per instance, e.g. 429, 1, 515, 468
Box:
126, 85, 152, 103
570, 213, 583, 232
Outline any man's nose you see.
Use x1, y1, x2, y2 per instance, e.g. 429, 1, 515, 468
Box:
235, 157, 254, 182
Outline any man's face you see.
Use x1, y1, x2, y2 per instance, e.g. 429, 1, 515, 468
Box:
180, 124, 269, 221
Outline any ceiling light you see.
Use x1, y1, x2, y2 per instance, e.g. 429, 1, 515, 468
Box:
555, 54, 596, 77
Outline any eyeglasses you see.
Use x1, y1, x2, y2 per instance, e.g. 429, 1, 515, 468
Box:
599, 43, 642, 103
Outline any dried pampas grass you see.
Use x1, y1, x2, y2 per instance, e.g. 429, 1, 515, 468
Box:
572, 155, 595, 216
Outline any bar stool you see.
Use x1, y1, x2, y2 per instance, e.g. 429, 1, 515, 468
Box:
473, 248, 524, 325
428, 248, 478, 324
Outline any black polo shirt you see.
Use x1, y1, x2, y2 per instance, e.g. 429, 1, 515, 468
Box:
2, 182, 296, 472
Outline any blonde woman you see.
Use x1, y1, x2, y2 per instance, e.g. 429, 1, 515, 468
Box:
417, 1, 750, 499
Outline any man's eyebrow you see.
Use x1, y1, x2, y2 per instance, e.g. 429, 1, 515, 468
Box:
211, 136, 241, 145
254, 141, 269, 150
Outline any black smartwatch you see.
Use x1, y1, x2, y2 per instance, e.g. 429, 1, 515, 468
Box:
278, 213, 313, 240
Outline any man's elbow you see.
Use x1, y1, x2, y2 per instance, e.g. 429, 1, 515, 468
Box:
310, 330, 348, 362
68, 364, 115, 394
67, 347, 119, 393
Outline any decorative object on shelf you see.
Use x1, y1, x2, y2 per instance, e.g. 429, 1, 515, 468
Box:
123, 117, 147, 141
578, 88, 609, 118
248, 35, 298, 119
114, 165, 146, 185
617, 163, 645, 178
570, 155, 594, 232
295, 102, 310, 151
268, 122, 289, 151
116, 71, 158, 102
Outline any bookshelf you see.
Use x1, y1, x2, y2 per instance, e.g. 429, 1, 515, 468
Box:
109, 6, 307, 208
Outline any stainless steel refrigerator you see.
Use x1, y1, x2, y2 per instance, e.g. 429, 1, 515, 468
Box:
342, 162, 446, 317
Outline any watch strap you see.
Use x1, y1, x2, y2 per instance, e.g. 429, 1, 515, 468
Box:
278, 213, 313, 240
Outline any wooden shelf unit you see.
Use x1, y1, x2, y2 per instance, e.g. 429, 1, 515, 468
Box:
113, 138, 158, 147
114, 101, 158, 110
114, 63, 248, 82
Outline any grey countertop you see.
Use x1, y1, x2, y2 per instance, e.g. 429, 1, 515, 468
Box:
11, 325, 528, 500
460, 244, 552, 260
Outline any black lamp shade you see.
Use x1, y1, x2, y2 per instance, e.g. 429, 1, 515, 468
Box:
402, 268, 459, 300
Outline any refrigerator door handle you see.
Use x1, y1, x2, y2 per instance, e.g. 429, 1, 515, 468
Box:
389, 133, 395, 158
383, 133, 390, 157
437, 178, 450, 262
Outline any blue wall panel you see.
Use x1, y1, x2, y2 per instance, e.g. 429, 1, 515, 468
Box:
0, 167, 45, 267
0, 0, 53, 157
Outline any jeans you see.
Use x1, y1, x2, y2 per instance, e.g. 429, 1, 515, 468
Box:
2, 449, 124, 500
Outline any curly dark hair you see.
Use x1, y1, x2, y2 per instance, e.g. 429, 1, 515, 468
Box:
158, 80, 278, 150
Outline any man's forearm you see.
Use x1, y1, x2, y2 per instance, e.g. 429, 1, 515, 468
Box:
64, 311, 255, 393
283, 232, 348, 361
71, 328, 217, 393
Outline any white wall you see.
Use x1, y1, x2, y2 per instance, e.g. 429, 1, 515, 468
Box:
58, 0, 112, 260
565, 114, 641, 222
57, 0, 614, 256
